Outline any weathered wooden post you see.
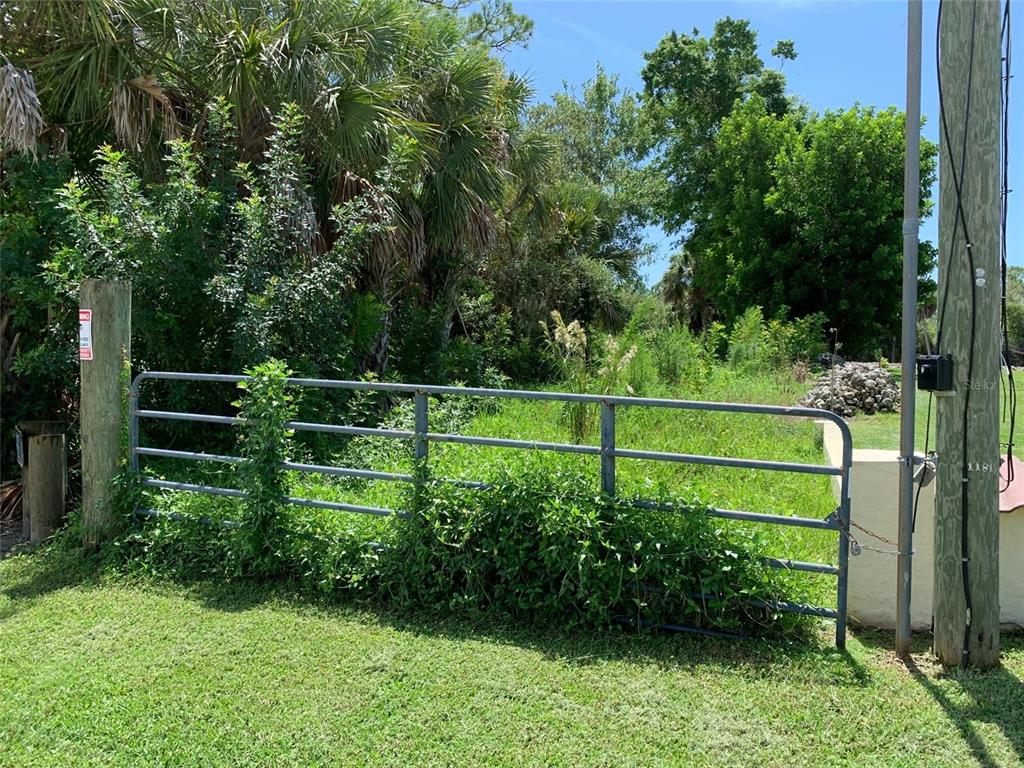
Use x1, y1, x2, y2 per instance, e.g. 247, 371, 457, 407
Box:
933, 0, 1001, 669
27, 435, 66, 543
17, 421, 67, 543
79, 278, 131, 548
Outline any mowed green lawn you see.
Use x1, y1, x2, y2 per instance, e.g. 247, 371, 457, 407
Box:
2, 548, 1023, 768
847, 377, 1018, 451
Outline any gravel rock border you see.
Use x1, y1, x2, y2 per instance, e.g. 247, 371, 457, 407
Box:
801, 362, 900, 417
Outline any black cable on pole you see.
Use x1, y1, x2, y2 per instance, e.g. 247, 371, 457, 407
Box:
934, 3, 978, 354
912, 391, 933, 534
999, 0, 1016, 493
935, 1, 979, 353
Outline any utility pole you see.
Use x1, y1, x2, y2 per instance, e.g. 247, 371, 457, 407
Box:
896, 0, 923, 660
933, 0, 1001, 669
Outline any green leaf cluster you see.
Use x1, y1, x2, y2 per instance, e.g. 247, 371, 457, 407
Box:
382, 461, 807, 637
233, 359, 300, 575
680, 99, 937, 358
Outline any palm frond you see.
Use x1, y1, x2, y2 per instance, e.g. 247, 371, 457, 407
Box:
0, 65, 44, 155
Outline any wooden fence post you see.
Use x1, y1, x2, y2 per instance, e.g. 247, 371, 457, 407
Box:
80, 278, 131, 548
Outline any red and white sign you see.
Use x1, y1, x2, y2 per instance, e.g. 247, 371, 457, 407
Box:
79, 309, 93, 360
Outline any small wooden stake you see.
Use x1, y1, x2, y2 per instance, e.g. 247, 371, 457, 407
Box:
26, 434, 66, 543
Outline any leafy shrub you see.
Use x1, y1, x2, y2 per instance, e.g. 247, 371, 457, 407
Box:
443, 338, 488, 386
1, 153, 76, 470
234, 359, 299, 575
388, 303, 450, 383
727, 307, 771, 370
624, 294, 675, 337
383, 461, 807, 637
618, 296, 720, 392
120, 400, 810, 638
728, 306, 825, 372
118, 496, 244, 579
208, 105, 388, 378
647, 326, 716, 390
781, 312, 828, 362
42, 102, 390, 403
27, 102, 402, 463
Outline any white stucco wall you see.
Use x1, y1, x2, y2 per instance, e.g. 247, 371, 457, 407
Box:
821, 421, 1024, 630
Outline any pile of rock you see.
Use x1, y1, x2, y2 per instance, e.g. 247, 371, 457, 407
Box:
800, 362, 900, 417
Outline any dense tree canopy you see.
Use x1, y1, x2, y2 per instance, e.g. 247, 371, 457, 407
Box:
639, 17, 790, 233
701, 99, 935, 356
639, 20, 937, 357
1, 0, 534, 274
526, 66, 654, 280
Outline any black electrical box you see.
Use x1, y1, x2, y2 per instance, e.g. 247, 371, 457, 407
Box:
917, 354, 954, 392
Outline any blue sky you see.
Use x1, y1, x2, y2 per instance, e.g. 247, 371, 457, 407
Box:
500, 0, 1022, 286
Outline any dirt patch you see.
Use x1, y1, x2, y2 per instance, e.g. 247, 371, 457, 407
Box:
0, 518, 27, 559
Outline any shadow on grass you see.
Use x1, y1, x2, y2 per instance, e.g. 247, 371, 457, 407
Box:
857, 629, 1024, 768
0, 539, 106, 621
359, 604, 874, 688
1, 539, 872, 689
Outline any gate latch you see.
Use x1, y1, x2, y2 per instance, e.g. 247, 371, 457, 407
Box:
825, 510, 861, 556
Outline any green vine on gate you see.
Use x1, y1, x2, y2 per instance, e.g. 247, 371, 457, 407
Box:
110, 357, 144, 536
234, 359, 299, 575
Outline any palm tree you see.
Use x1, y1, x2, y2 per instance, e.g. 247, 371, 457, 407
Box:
1, 0, 414, 170
2, 0, 539, 371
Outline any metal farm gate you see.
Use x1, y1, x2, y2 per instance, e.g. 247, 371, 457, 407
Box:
129, 372, 854, 647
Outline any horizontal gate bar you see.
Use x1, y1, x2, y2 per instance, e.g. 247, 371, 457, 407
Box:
134, 449, 486, 491
614, 616, 748, 640
130, 370, 852, 435
425, 432, 602, 455
627, 583, 839, 621
751, 598, 839, 619
135, 410, 415, 441
629, 499, 839, 531
284, 496, 406, 518
135, 446, 243, 464
286, 421, 414, 439
760, 557, 839, 575
134, 418, 836, 478
282, 461, 413, 483
136, 409, 239, 425
141, 478, 246, 497
134, 507, 242, 528
612, 447, 841, 476
141, 478, 405, 519
136, 476, 836, 531
135, 509, 390, 553
445, 479, 493, 490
